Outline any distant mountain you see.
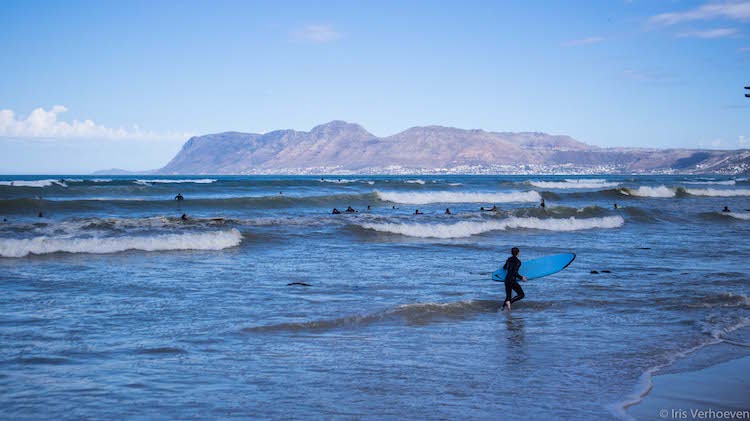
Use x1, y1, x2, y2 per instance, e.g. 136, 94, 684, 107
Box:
90, 168, 149, 175
156, 121, 750, 174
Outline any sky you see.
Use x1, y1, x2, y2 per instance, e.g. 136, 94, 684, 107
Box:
1, 0, 749, 173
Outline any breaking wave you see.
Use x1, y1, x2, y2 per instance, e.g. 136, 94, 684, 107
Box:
721, 212, 750, 220
528, 179, 619, 189
683, 188, 750, 197
319, 178, 359, 184
374, 190, 541, 204
405, 179, 426, 185
619, 186, 676, 198
358, 216, 624, 238
684, 180, 736, 185
0, 229, 243, 258
0, 179, 67, 188
134, 179, 217, 185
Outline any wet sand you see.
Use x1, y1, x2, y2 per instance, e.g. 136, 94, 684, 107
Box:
628, 351, 750, 420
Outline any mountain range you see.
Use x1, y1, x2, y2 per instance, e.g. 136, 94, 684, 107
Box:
152, 121, 749, 174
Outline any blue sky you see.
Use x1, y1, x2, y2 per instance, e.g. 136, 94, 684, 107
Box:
1, 0, 749, 173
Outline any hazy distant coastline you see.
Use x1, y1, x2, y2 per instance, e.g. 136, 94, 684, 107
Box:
97, 121, 750, 176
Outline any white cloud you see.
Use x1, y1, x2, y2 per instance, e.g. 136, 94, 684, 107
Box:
699, 138, 725, 148
676, 27, 739, 38
562, 36, 606, 47
291, 24, 341, 43
0, 106, 189, 141
650, 1, 750, 26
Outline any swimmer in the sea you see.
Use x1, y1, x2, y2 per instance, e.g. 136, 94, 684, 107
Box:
722, 206, 731, 213
181, 213, 189, 220
445, 208, 451, 215
175, 193, 184, 201
540, 198, 546, 209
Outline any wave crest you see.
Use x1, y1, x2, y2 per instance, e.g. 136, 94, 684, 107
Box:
375, 190, 541, 204
529, 179, 619, 189
0, 229, 243, 258
620, 186, 676, 198
684, 188, 750, 197
358, 216, 624, 238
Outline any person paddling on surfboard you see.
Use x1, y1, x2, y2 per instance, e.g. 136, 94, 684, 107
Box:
503, 247, 527, 311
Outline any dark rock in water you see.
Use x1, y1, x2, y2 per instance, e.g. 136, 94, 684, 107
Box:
590, 270, 599, 274
601, 270, 612, 273
287, 282, 311, 287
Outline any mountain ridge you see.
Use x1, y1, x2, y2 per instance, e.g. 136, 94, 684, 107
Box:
156, 121, 750, 175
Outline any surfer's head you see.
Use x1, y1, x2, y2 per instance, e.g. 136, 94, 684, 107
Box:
511, 247, 519, 256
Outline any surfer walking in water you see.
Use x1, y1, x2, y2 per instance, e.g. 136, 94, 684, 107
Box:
503, 247, 527, 311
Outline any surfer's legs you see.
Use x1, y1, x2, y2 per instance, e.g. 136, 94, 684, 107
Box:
510, 282, 525, 304
504, 282, 513, 307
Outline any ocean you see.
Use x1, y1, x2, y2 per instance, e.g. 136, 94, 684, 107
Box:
1, 174, 748, 419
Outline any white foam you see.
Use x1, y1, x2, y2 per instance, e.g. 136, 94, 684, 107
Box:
684, 188, 750, 197
0, 229, 242, 258
375, 190, 541, 205
722, 212, 750, 220
405, 179, 426, 185
359, 216, 624, 238
621, 186, 675, 198
685, 180, 735, 185
529, 179, 619, 189
448, 183, 462, 186
319, 178, 358, 184
134, 179, 217, 185
0, 179, 66, 188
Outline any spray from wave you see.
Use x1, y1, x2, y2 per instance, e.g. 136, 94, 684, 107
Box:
619, 186, 676, 198
529, 179, 619, 189
0, 229, 243, 258
134, 179, 217, 185
0, 179, 67, 188
684, 180, 736, 185
358, 216, 624, 238
720, 212, 750, 220
375, 190, 541, 204
684, 188, 750, 197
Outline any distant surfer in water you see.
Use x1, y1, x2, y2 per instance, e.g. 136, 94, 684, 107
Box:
414, 209, 423, 215
722, 206, 731, 213
181, 213, 189, 220
614, 203, 619, 210
503, 247, 527, 311
332, 208, 341, 214
540, 198, 546, 209
175, 193, 184, 201
346, 206, 357, 213
445, 208, 451, 215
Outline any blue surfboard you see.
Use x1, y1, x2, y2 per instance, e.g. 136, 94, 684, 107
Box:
492, 253, 576, 282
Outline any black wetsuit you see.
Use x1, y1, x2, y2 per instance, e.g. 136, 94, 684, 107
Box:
503, 256, 525, 306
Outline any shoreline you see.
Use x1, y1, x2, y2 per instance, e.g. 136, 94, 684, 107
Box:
621, 341, 750, 420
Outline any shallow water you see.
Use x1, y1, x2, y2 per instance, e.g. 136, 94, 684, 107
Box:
1, 175, 748, 419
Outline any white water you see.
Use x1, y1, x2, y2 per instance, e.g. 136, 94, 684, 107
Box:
359, 216, 624, 238
620, 186, 676, 198
0, 179, 67, 188
0, 229, 243, 258
684, 188, 750, 197
134, 179, 218, 185
529, 179, 619, 189
375, 190, 541, 204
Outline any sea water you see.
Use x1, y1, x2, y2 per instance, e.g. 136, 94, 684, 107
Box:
0, 175, 748, 419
